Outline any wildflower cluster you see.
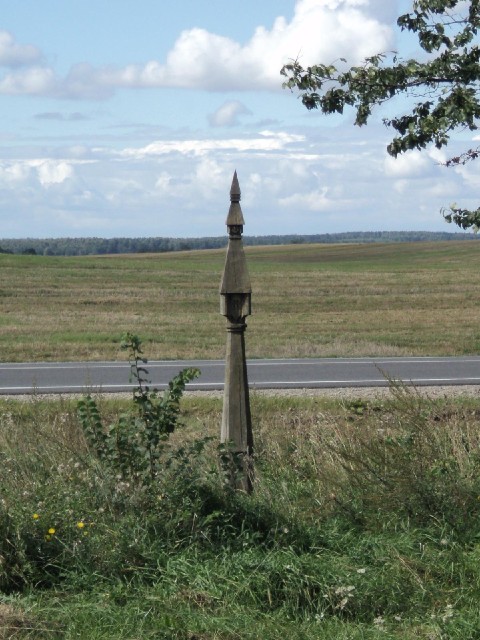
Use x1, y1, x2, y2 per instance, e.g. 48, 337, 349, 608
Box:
32, 512, 92, 542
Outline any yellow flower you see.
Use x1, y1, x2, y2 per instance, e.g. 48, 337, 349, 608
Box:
32, 513, 40, 520
48, 528, 56, 535
77, 521, 85, 529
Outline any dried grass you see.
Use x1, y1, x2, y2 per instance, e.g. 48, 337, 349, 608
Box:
0, 604, 52, 639
2, 240, 480, 361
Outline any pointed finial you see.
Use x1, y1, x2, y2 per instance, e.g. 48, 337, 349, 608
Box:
226, 171, 245, 228
230, 170, 240, 203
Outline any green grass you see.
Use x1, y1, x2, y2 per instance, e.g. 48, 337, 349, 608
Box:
2, 387, 480, 638
3, 240, 480, 636
2, 240, 480, 361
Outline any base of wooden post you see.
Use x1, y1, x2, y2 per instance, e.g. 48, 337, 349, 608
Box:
221, 319, 254, 492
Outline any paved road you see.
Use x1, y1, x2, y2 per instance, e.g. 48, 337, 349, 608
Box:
1, 356, 480, 395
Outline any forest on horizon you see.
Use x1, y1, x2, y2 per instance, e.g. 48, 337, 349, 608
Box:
0, 230, 478, 256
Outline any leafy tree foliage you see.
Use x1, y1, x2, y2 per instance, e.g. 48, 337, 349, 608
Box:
281, 0, 480, 229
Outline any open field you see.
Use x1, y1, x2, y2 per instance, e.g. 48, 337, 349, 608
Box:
2, 388, 480, 638
1, 240, 480, 362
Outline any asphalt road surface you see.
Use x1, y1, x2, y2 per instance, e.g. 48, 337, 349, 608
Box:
1, 356, 480, 395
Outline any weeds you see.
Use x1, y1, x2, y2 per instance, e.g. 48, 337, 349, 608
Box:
2, 385, 480, 637
78, 333, 200, 485
321, 383, 480, 533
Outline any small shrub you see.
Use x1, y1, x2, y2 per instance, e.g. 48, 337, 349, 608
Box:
77, 333, 200, 485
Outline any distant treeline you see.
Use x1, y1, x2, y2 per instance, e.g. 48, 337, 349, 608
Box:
0, 231, 478, 256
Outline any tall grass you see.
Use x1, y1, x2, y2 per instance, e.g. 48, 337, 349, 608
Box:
1, 388, 480, 637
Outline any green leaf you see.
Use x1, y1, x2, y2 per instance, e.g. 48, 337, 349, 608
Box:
282, 0, 480, 229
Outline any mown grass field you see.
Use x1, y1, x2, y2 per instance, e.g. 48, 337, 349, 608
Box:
2, 240, 480, 362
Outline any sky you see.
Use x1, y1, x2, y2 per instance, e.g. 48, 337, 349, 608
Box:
0, 0, 477, 239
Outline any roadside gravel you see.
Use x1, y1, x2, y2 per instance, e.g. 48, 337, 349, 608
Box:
2, 385, 479, 403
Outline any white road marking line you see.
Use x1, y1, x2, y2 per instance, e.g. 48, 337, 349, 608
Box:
3, 377, 480, 393
2, 357, 480, 372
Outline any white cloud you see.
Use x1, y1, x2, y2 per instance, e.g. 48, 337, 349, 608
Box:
428, 147, 448, 164
62, 63, 117, 100
454, 162, 480, 189
0, 30, 42, 67
0, 126, 471, 238
0, 0, 393, 98
0, 158, 93, 190
34, 160, 74, 186
208, 100, 252, 127
0, 161, 33, 184
424, 178, 459, 199
0, 66, 56, 95
119, 130, 305, 159
154, 172, 173, 193
195, 157, 225, 197
278, 186, 334, 211
102, 0, 392, 93
384, 150, 433, 178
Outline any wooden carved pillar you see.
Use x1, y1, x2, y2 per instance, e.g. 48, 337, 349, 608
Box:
220, 171, 253, 492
